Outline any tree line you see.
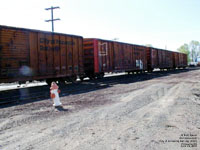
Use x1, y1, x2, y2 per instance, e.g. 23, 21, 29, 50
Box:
177, 41, 200, 63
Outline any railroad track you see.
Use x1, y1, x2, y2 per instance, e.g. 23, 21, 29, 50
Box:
0, 69, 190, 105
0, 91, 50, 105
0, 81, 109, 105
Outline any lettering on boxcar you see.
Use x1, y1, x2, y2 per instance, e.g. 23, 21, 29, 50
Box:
39, 38, 74, 51
40, 45, 60, 51
39, 38, 74, 45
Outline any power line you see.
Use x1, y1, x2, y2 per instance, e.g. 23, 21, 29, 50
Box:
45, 6, 60, 32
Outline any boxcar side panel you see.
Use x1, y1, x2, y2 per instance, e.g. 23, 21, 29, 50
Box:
107, 41, 113, 71
124, 44, 130, 69
45, 33, 54, 75
94, 39, 99, 73
29, 32, 39, 76
53, 35, 61, 75
84, 39, 148, 74
0, 27, 30, 80
83, 39, 95, 74
0, 25, 84, 83
135, 46, 147, 71
151, 48, 159, 68
113, 42, 118, 71
78, 38, 84, 73
183, 54, 187, 66
60, 35, 67, 75
66, 36, 73, 75
37, 33, 47, 75
173, 52, 179, 68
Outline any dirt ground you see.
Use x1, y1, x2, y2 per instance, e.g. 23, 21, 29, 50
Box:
0, 68, 200, 150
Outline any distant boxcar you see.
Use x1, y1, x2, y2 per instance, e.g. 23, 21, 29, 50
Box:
83, 38, 147, 79
0, 25, 84, 84
147, 47, 176, 71
173, 52, 187, 68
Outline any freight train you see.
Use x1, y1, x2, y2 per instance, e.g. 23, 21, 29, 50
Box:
0, 25, 187, 85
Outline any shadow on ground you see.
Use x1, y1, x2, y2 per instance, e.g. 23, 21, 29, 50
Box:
0, 67, 199, 108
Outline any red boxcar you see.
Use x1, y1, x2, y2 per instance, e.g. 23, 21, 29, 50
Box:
83, 38, 147, 79
0, 25, 84, 84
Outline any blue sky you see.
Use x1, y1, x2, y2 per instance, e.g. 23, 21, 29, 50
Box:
0, 0, 199, 51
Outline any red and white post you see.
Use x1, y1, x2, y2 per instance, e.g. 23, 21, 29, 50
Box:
50, 82, 62, 107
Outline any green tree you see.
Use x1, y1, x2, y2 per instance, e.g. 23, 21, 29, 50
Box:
177, 43, 191, 62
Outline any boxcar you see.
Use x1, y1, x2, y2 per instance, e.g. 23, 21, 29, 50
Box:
83, 38, 147, 79
173, 52, 187, 68
0, 25, 84, 84
147, 47, 174, 71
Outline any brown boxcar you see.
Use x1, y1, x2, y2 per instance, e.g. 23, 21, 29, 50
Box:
173, 52, 179, 68
83, 38, 147, 78
0, 25, 84, 84
181, 53, 188, 67
147, 47, 174, 71
173, 52, 187, 68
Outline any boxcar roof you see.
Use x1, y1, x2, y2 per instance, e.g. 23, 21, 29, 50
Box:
85, 38, 187, 54
84, 38, 147, 48
0, 24, 83, 38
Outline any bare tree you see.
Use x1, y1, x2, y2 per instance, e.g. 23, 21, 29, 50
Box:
190, 41, 199, 62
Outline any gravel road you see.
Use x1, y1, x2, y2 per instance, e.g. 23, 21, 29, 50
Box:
0, 68, 200, 150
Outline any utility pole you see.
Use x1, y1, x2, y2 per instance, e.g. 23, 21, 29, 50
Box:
45, 6, 60, 32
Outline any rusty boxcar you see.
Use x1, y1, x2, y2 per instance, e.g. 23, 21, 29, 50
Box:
83, 38, 147, 79
0, 25, 84, 85
147, 47, 175, 71
173, 52, 187, 68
